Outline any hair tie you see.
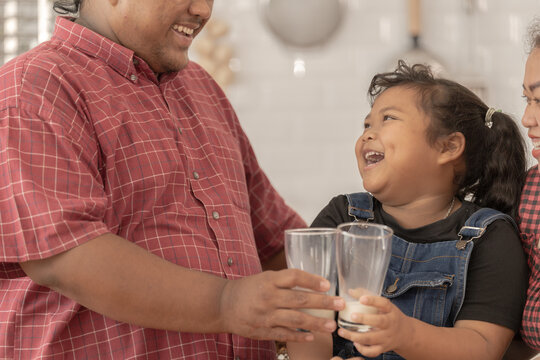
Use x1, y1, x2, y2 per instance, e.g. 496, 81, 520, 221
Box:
485, 108, 501, 128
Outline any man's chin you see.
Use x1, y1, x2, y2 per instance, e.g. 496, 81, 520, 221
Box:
151, 54, 190, 74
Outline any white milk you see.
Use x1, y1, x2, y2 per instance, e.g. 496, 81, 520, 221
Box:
301, 308, 335, 319
338, 302, 377, 332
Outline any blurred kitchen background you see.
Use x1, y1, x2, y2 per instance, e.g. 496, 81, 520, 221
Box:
1, 0, 538, 224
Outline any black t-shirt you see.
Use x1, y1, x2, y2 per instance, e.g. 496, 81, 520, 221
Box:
311, 194, 529, 331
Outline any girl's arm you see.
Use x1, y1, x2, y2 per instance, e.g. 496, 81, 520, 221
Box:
338, 295, 513, 360
287, 332, 333, 360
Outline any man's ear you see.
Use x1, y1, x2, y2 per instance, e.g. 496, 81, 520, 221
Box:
437, 132, 465, 165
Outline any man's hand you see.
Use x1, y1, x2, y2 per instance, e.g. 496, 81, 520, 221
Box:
219, 269, 345, 342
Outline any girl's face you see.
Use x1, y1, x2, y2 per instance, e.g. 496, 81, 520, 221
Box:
522, 47, 540, 164
355, 86, 445, 205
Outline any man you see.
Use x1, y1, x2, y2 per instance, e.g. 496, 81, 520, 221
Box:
0, 0, 344, 358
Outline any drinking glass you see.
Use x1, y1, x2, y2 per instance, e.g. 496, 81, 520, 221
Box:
284, 228, 338, 319
336, 222, 392, 332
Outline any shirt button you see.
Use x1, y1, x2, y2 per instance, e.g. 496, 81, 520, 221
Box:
212, 211, 220, 220
130, 74, 138, 82
227, 257, 233, 266
193, 171, 200, 180
133, 58, 139, 65
235, 357, 240, 360
178, 127, 183, 134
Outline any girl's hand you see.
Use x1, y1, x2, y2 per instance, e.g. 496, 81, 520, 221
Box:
336, 295, 410, 358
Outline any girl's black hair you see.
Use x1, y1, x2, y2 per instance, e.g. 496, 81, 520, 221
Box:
53, 0, 82, 15
368, 60, 527, 218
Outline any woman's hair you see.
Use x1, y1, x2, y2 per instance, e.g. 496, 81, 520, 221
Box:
368, 60, 526, 218
527, 17, 540, 53
53, 0, 82, 15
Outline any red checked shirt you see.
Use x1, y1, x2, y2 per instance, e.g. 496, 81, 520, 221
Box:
519, 165, 540, 350
0, 17, 306, 359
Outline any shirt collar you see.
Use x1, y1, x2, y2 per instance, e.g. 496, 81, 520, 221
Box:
52, 16, 153, 81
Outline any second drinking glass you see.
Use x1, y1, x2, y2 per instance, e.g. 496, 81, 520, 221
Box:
336, 222, 393, 332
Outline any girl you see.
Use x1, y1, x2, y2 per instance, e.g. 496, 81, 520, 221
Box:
288, 61, 529, 360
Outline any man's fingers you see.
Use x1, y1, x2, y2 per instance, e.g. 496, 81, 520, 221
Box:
267, 327, 315, 343
268, 308, 337, 334
272, 268, 330, 292
268, 270, 345, 313
280, 287, 343, 311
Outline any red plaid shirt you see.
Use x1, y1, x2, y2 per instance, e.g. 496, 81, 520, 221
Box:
0, 17, 305, 359
519, 165, 540, 350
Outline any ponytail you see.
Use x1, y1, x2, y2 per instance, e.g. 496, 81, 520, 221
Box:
459, 109, 526, 218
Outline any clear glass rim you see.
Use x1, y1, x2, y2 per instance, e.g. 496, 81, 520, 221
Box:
336, 221, 393, 237
284, 227, 338, 236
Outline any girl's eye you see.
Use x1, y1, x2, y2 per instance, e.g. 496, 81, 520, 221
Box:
383, 115, 395, 121
364, 122, 371, 129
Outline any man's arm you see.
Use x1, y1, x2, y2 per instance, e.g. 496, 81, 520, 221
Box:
261, 249, 288, 271
20, 233, 344, 341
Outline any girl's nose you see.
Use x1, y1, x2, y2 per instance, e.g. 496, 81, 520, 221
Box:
361, 130, 375, 143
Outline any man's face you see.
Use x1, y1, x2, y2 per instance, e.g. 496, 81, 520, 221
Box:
108, 0, 213, 73
522, 47, 540, 164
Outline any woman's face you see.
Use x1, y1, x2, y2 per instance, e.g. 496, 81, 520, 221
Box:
522, 47, 540, 164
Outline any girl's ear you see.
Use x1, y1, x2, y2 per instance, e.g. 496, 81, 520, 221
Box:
437, 132, 466, 165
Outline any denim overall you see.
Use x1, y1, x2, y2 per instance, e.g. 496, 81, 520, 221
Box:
334, 192, 518, 360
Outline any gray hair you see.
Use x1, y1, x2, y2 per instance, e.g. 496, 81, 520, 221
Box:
527, 17, 540, 53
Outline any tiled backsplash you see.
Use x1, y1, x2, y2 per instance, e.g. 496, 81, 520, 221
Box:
202, 0, 539, 224
5, 0, 535, 225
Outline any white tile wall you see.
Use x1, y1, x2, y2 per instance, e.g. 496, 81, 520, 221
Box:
200, 0, 539, 224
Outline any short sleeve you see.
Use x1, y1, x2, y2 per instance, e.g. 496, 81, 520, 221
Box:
457, 219, 528, 331
0, 66, 110, 269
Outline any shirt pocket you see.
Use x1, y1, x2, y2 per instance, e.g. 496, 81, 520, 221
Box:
205, 126, 251, 211
382, 269, 455, 327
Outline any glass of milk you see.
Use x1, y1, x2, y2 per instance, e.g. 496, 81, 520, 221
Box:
284, 228, 338, 319
336, 222, 392, 332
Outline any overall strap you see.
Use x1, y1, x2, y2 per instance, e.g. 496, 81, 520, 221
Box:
346, 192, 374, 221
456, 207, 518, 250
